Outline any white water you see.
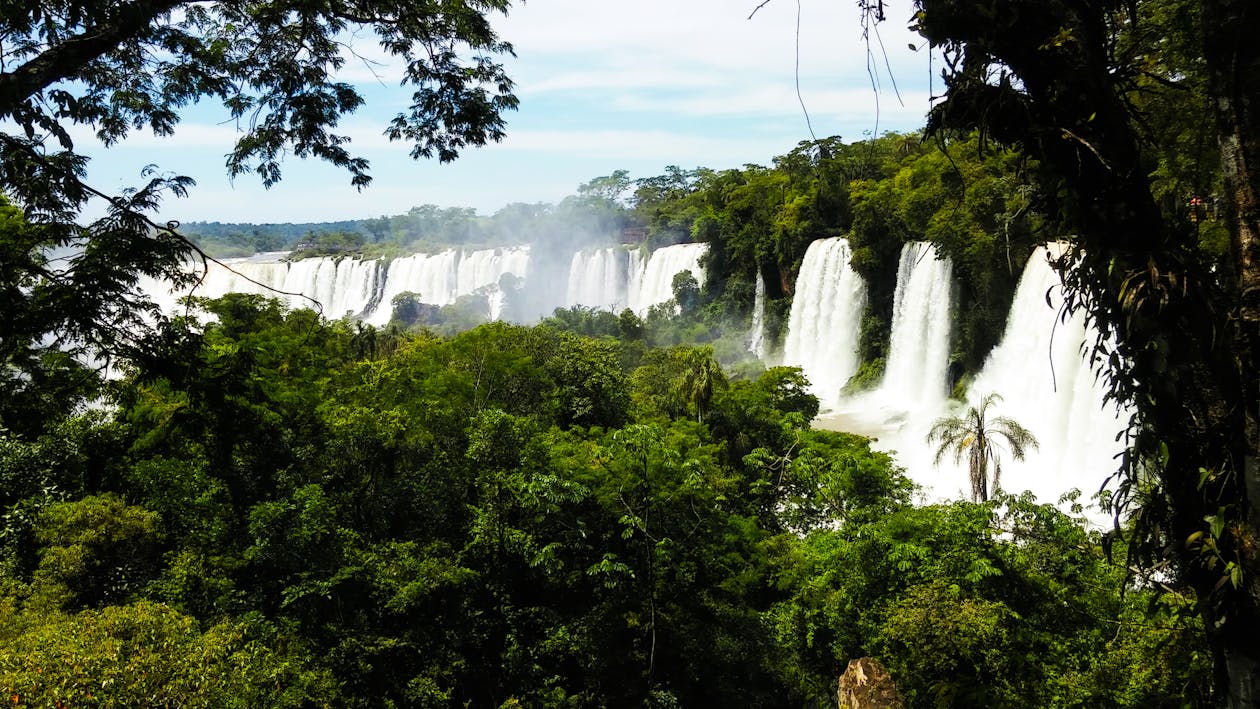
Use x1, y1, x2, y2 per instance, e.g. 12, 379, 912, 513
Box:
366, 246, 529, 325
145, 253, 383, 319
782, 237, 867, 408
368, 250, 460, 325
881, 242, 954, 408
812, 244, 1129, 519
628, 243, 708, 315
747, 272, 769, 359
146, 242, 715, 325
955, 244, 1128, 505
143, 246, 530, 327
566, 246, 631, 311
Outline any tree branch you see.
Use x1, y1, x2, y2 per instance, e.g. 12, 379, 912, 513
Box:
0, 0, 185, 115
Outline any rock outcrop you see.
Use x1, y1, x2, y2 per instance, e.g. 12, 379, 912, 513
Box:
837, 657, 904, 709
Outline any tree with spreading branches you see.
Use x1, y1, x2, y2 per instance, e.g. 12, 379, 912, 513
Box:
0, 0, 518, 423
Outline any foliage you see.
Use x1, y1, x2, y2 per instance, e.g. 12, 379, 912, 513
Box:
0, 0, 520, 408
0, 291, 1215, 705
0, 600, 332, 707
926, 393, 1039, 502
902, 0, 1260, 699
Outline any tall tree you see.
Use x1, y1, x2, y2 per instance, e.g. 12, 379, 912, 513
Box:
884, 0, 1260, 701
927, 393, 1039, 503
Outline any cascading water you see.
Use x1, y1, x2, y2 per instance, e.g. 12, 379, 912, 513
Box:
364, 246, 529, 325
457, 246, 531, 299
628, 243, 708, 316
147, 253, 384, 320
823, 241, 954, 434
781, 237, 867, 409
279, 257, 383, 319
879, 242, 953, 407
368, 250, 461, 326
566, 246, 631, 311
818, 243, 1130, 519
458, 246, 531, 321
747, 272, 769, 360
954, 244, 1129, 506
147, 241, 708, 327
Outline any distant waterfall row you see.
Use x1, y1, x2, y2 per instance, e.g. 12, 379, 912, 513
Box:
783, 238, 1128, 518
146, 242, 709, 325
566, 243, 707, 316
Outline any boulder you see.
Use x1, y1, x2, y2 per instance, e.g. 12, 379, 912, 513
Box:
837, 657, 904, 709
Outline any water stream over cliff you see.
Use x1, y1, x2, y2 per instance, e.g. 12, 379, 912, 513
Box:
802, 243, 1128, 517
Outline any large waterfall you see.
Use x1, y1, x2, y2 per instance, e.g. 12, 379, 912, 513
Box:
147, 253, 384, 319
880, 242, 954, 408
807, 242, 1129, 518
955, 244, 1129, 506
628, 243, 708, 316
566, 246, 631, 311
145, 246, 530, 326
781, 237, 867, 408
368, 246, 530, 325
369, 250, 460, 325
146, 241, 712, 325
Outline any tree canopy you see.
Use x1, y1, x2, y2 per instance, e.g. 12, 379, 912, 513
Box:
0, 290, 1214, 706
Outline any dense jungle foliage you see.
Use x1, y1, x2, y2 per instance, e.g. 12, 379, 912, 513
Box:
2, 0, 1256, 701
0, 286, 1212, 706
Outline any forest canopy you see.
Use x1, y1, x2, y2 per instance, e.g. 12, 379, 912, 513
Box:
1, 0, 1258, 704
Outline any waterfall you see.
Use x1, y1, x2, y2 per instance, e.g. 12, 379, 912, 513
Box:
628, 243, 708, 315
822, 243, 1130, 517
879, 242, 953, 407
458, 246, 531, 321
457, 246, 531, 298
566, 246, 630, 311
147, 253, 383, 320
782, 237, 867, 408
747, 271, 769, 359
956, 243, 1129, 505
368, 250, 460, 326
365, 246, 529, 325
279, 257, 383, 319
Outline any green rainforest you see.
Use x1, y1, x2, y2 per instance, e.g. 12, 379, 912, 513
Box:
2, 0, 1259, 706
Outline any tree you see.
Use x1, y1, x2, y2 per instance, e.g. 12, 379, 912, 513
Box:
927, 393, 1038, 503
882, 0, 1260, 700
670, 346, 728, 423
0, 0, 518, 376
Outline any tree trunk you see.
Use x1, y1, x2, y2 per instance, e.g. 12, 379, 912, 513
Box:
1202, 0, 1260, 704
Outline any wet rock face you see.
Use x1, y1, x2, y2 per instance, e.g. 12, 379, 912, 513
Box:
837, 657, 904, 709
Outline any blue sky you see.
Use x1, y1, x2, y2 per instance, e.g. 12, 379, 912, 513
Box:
82, 0, 936, 224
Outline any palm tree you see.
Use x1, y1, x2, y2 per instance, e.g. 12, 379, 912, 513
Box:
673, 347, 727, 423
926, 392, 1039, 502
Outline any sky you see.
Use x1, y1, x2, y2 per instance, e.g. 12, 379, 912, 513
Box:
81, 0, 938, 224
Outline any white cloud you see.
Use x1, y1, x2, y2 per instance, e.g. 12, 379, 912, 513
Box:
486, 127, 786, 162
609, 86, 931, 120
497, 0, 926, 83
62, 0, 937, 221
